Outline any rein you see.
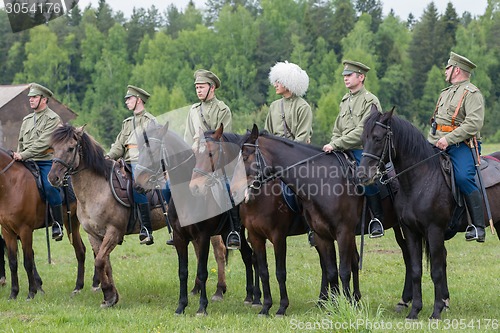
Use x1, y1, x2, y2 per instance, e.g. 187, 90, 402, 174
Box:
362, 120, 446, 184
0, 158, 15, 175
244, 139, 326, 189
52, 139, 82, 176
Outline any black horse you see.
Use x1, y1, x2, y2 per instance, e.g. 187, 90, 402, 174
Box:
134, 123, 260, 315
0, 235, 5, 286
357, 108, 500, 319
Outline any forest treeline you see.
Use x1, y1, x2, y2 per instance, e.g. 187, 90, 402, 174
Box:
1, 0, 500, 148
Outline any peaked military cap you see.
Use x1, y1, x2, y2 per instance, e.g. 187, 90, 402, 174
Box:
124, 85, 150, 103
27, 83, 53, 98
194, 69, 221, 89
446, 51, 476, 73
342, 60, 370, 76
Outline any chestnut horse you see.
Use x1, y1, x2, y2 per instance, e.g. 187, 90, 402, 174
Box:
357, 108, 500, 319
125, 123, 259, 315
0, 147, 92, 300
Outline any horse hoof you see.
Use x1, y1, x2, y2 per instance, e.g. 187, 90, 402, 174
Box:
71, 289, 82, 297
196, 311, 207, 317
395, 301, 409, 313
244, 300, 252, 305
92, 286, 101, 292
211, 294, 223, 302
252, 303, 262, 308
0, 277, 6, 286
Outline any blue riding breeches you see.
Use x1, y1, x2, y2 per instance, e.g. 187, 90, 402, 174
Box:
36, 160, 63, 206
447, 141, 480, 195
131, 164, 148, 204
352, 149, 379, 196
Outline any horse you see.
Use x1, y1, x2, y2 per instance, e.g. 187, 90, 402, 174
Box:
0, 235, 6, 286
129, 122, 260, 315
190, 124, 414, 315
47, 124, 233, 308
0, 147, 93, 300
357, 108, 500, 319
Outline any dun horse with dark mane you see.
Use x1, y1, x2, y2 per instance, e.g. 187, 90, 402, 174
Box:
358, 109, 500, 319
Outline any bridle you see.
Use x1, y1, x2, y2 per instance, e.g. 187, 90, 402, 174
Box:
361, 120, 445, 184
52, 138, 82, 177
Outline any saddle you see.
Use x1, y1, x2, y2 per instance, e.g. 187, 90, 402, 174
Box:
439, 153, 500, 239
22, 159, 76, 204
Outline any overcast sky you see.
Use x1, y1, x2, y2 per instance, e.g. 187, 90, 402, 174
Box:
73, 0, 488, 19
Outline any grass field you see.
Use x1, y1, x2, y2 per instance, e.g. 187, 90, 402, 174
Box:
0, 223, 498, 333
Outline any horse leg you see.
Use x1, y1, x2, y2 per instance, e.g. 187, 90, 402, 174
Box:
3, 231, 20, 299
351, 246, 361, 302
238, 230, 257, 306
19, 229, 38, 300
0, 235, 6, 286
404, 228, 424, 319
315, 237, 339, 303
92, 232, 120, 308
336, 232, 354, 301
210, 235, 227, 301
427, 226, 448, 319
248, 234, 271, 315
32, 260, 44, 293
393, 225, 413, 312
272, 236, 289, 316
67, 216, 87, 295
175, 237, 190, 315
195, 236, 211, 315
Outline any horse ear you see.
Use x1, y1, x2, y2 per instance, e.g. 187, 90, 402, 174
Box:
250, 124, 259, 142
159, 122, 169, 138
389, 106, 396, 117
75, 124, 87, 138
214, 123, 224, 140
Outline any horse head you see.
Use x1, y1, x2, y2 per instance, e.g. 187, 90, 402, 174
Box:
357, 107, 395, 186
49, 124, 87, 187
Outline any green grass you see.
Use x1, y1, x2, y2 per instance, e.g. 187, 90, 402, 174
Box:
0, 227, 498, 332
482, 143, 500, 155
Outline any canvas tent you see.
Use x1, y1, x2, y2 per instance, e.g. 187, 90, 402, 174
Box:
0, 84, 77, 150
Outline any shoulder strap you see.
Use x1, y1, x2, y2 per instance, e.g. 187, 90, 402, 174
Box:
198, 103, 211, 129
280, 99, 294, 140
451, 90, 469, 128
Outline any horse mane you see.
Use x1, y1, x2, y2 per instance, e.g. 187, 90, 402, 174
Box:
51, 124, 112, 179
364, 111, 441, 168
259, 130, 323, 153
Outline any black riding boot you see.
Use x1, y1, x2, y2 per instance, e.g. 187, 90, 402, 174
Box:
464, 190, 486, 242
226, 206, 241, 250
366, 193, 384, 238
50, 204, 64, 241
138, 203, 154, 245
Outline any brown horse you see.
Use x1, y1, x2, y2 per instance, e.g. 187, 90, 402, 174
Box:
357, 108, 500, 319
133, 122, 259, 315
0, 147, 91, 300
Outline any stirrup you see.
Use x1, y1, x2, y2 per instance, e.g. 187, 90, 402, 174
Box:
52, 222, 64, 241
307, 230, 316, 247
166, 236, 174, 246
368, 218, 384, 238
465, 225, 484, 242
226, 231, 241, 250
139, 227, 154, 245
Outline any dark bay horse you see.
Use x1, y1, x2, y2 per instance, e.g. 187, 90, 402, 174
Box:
189, 125, 312, 316
0, 147, 91, 300
191, 125, 414, 315
0, 235, 6, 286
357, 109, 500, 319
132, 123, 259, 315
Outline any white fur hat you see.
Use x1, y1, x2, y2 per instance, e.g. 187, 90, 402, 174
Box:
269, 61, 309, 97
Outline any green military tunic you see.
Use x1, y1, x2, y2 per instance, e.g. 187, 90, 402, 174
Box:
328, 86, 382, 150
184, 97, 232, 147
264, 95, 313, 144
107, 110, 157, 163
428, 79, 484, 145
17, 106, 61, 161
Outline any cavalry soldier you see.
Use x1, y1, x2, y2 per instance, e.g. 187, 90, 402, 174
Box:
13, 83, 64, 241
323, 60, 385, 238
106, 85, 157, 245
184, 69, 241, 250
265, 61, 313, 144
428, 51, 485, 242
265, 61, 315, 245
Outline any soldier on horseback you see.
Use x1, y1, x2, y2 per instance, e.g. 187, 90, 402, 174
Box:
106, 85, 157, 245
429, 52, 486, 242
13, 83, 64, 241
